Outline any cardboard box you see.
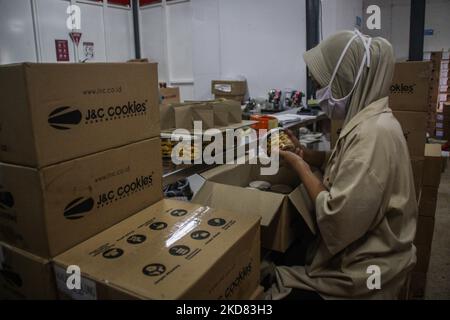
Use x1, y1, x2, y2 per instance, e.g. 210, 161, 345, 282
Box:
418, 188, 438, 218
389, 61, 432, 111
414, 244, 431, 274
193, 164, 315, 253
212, 80, 247, 97
160, 100, 242, 130
411, 157, 424, 200
248, 286, 265, 300
393, 111, 427, 157
408, 272, 427, 299
0, 242, 57, 300
414, 216, 435, 246
423, 144, 443, 187
330, 119, 344, 148
215, 94, 245, 104
160, 87, 180, 106
0, 138, 163, 258
0, 63, 160, 168
53, 199, 260, 300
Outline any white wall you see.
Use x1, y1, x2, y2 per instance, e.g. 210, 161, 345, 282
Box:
140, 1, 195, 101
0, 0, 134, 64
321, 0, 363, 39
192, 0, 308, 101
0, 0, 37, 64
424, 0, 450, 53
363, 0, 450, 61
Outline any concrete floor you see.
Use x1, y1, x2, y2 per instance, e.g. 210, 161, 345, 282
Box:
426, 159, 450, 299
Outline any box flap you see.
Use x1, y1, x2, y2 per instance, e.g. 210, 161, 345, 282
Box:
193, 181, 284, 227
288, 185, 316, 234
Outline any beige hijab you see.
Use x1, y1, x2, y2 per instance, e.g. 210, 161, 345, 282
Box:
303, 30, 395, 125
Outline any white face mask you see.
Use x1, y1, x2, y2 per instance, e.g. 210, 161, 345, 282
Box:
316, 30, 372, 120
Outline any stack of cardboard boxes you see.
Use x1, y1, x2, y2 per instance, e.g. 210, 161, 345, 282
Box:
0, 63, 261, 300
429, 52, 450, 139
0, 62, 162, 299
389, 61, 431, 200
388, 61, 444, 299
409, 144, 443, 299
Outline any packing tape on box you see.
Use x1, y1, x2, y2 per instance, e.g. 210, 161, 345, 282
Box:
54, 265, 97, 300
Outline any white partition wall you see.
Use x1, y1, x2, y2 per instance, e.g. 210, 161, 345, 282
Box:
105, 4, 135, 62
140, 0, 194, 100
0, 0, 38, 64
192, 0, 308, 101
0, 0, 134, 64
140, 4, 167, 81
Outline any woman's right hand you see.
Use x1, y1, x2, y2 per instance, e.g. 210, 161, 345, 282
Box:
285, 129, 310, 159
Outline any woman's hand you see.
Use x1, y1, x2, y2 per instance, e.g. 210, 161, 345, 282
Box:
279, 150, 310, 173
278, 149, 325, 202
284, 129, 326, 168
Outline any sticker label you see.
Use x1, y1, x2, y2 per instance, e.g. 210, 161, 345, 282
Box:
54, 265, 97, 300
214, 84, 232, 93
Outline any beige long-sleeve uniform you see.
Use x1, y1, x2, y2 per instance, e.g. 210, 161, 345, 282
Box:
269, 97, 417, 299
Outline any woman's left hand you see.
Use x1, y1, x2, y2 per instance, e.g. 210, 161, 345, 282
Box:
279, 150, 310, 173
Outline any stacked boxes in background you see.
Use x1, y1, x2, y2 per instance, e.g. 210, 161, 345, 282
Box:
0, 62, 163, 299
409, 144, 443, 299
429, 51, 450, 139
389, 61, 431, 200
212, 80, 248, 103
159, 86, 180, 106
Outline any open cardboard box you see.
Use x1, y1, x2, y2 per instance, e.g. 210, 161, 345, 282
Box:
160, 99, 242, 131
193, 164, 316, 253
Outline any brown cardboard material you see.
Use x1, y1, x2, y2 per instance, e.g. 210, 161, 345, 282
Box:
212, 80, 247, 96
160, 105, 176, 130
0, 63, 160, 168
418, 196, 438, 218
0, 242, 57, 300
215, 94, 245, 103
393, 111, 427, 157
160, 87, 180, 106
411, 157, 424, 200
174, 105, 194, 130
53, 199, 260, 300
389, 61, 432, 111
248, 286, 265, 300
160, 100, 242, 130
408, 272, 427, 299
212, 103, 230, 127
422, 144, 443, 187
192, 164, 315, 253
414, 216, 435, 246
218, 99, 243, 123
0, 138, 163, 258
414, 244, 431, 274
192, 105, 215, 129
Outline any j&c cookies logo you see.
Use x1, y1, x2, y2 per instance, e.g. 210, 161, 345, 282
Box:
64, 197, 95, 220
48, 100, 148, 130
48, 106, 82, 130
63, 173, 154, 220
390, 83, 416, 95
